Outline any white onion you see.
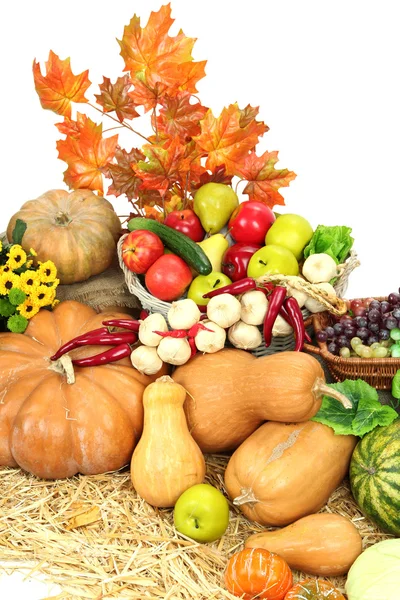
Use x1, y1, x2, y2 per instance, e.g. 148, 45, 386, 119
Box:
156, 337, 191, 365
130, 346, 163, 375
240, 290, 268, 325
228, 321, 262, 349
206, 293, 241, 328
195, 320, 226, 353
167, 298, 201, 330
138, 313, 168, 347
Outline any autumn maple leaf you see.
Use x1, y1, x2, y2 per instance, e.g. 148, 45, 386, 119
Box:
194, 103, 269, 175
33, 50, 91, 118
95, 75, 139, 122
56, 113, 118, 193
105, 146, 145, 200
235, 150, 297, 208
154, 92, 208, 141
118, 4, 206, 110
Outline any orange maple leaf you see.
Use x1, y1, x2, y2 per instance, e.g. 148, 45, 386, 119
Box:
154, 92, 208, 141
194, 103, 269, 175
118, 4, 206, 108
56, 113, 118, 193
235, 150, 297, 208
105, 146, 145, 200
95, 75, 139, 122
33, 50, 91, 118
132, 137, 189, 196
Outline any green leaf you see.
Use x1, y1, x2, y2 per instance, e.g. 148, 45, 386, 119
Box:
11, 219, 27, 245
311, 389, 357, 436
352, 396, 398, 437
303, 224, 354, 263
392, 369, 400, 399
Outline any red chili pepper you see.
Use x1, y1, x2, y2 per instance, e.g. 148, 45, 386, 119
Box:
188, 336, 197, 357
50, 327, 109, 360
50, 331, 137, 361
283, 296, 306, 351
255, 283, 275, 296
153, 329, 188, 338
202, 277, 256, 299
139, 309, 149, 320
279, 305, 312, 343
72, 342, 132, 368
102, 319, 140, 332
187, 322, 213, 337
263, 285, 287, 347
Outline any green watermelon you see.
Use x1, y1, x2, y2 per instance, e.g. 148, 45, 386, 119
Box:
350, 418, 400, 535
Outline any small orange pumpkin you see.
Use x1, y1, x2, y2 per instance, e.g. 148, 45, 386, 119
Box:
0, 300, 166, 479
284, 579, 345, 599
6, 189, 122, 284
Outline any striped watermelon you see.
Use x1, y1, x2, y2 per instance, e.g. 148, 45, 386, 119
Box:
350, 418, 400, 535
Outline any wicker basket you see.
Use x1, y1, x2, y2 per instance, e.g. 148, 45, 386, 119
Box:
304, 301, 400, 389
118, 234, 360, 356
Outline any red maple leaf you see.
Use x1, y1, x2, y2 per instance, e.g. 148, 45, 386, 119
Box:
56, 113, 118, 193
154, 92, 208, 141
235, 150, 297, 208
95, 75, 139, 122
33, 50, 91, 118
104, 146, 145, 200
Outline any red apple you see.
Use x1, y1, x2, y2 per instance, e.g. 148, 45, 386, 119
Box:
228, 201, 276, 244
145, 254, 193, 301
122, 230, 164, 274
164, 209, 205, 242
222, 242, 261, 281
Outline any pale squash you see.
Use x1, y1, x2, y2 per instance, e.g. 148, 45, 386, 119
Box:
6, 189, 122, 284
224, 421, 357, 526
172, 348, 351, 452
245, 513, 362, 576
0, 300, 166, 479
130, 376, 205, 507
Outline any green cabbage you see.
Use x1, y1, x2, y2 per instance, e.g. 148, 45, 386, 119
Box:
346, 539, 400, 599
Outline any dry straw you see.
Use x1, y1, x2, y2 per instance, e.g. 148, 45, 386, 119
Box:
0, 455, 391, 599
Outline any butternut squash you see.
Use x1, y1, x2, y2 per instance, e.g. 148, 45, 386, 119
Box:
245, 513, 363, 576
224, 420, 357, 526
130, 376, 205, 507
172, 348, 351, 453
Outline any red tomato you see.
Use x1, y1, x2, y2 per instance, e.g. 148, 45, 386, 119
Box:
284, 579, 345, 599
225, 548, 293, 600
145, 254, 192, 302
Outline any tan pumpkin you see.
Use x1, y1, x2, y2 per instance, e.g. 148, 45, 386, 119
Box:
172, 348, 351, 453
245, 513, 363, 576
6, 189, 121, 284
130, 376, 205, 507
224, 420, 357, 526
0, 300, 167, 479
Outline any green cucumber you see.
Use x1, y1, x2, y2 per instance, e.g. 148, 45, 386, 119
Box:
127, 218, 212, 275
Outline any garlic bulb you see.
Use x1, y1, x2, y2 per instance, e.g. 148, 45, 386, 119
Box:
228, 321, 262, 350
240, 290, 268, 325
302, 253, 338, 284
285, 278, 308, 309
272, 314, 293, 337
130, 346, 163, 375
156, 337, 191, 365
167, 298, 201, 330
206, 293, 242, 328
195, 320, 226, 353
304, 282, 337, 313
138, 313, 168, 347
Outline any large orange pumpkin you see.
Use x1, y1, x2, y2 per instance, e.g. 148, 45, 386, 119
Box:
0, 300, 166, 479
6, 189, 122, 284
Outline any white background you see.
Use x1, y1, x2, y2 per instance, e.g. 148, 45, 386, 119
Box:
1, 0, 400, 594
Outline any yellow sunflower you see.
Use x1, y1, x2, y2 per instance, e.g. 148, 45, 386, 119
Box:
29, 248, 37, 257
0, 264, 11, 275
0, 272, 20, 296
7, 245, 27, 270
19, 270, 40, 293
18, 297, 40, 319
37, 260, 58, 283
30, 285, 54, 307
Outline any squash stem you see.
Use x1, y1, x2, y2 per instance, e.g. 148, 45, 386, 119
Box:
233, 488, 260, 506
48, 354, 76, 384
313, 379, 352, 409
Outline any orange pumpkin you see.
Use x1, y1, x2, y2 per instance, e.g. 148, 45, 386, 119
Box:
6, 189, 122, 284
0, 300, 166, 479
284, 580, 345, 599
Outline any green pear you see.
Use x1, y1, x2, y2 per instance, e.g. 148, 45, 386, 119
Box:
197, 234, 229, 273
193, 183, 239, 234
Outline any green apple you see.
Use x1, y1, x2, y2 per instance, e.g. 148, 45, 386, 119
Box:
187, 272, 232, 306
247, 244, 299, 277
265, 213, 313, 260
193, 183, 239, 235
173, 483, 230, 543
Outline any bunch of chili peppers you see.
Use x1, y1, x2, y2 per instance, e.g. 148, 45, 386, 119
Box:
203, 277, 309, 351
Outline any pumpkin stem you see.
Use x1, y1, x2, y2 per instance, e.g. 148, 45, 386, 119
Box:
233, 487, 261, 507
55, 211, 72, 226
48, 354, 76, 384
313, 378, 352, 409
